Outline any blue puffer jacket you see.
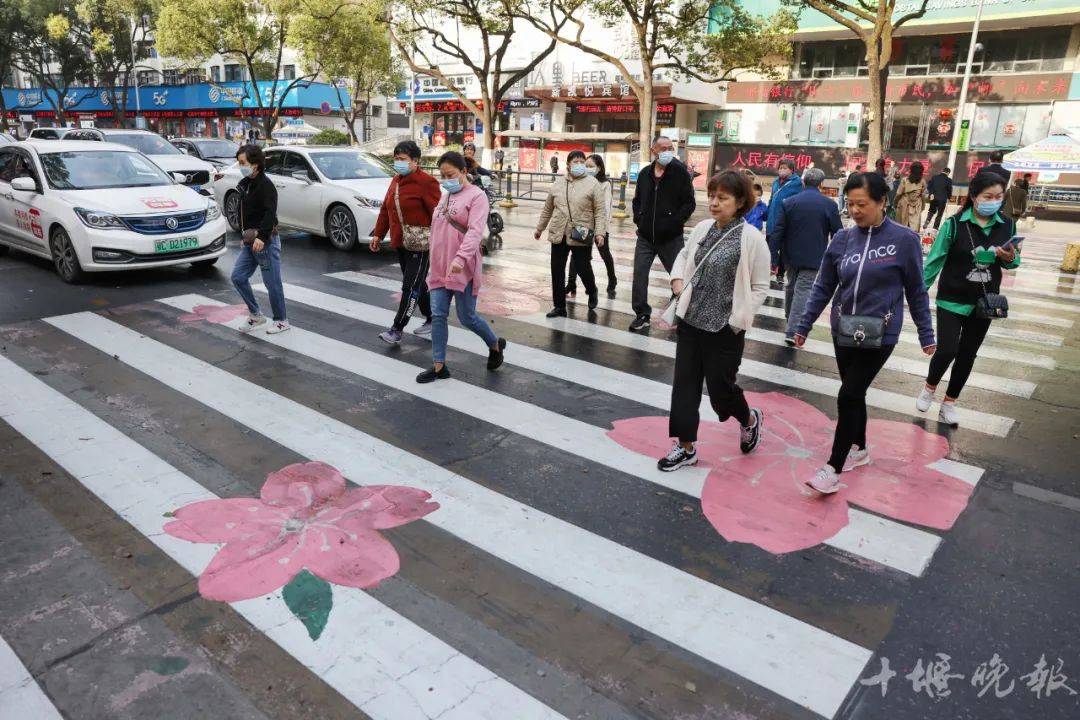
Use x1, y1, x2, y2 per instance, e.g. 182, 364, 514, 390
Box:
766, 174, 803, 231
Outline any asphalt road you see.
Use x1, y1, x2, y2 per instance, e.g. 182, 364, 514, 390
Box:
1, 202, 1078, 720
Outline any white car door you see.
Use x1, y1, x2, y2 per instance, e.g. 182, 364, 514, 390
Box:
278, 151, 324, 233
0, 148, 47, 252
261, 150, 296, 228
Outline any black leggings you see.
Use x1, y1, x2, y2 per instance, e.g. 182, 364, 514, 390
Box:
925, 306, 992, 400
551, 242, 597, 309
669, 323, 751, 443
393, 247, 431, 330
567, 238, 617, 292
828, 341, 895, 473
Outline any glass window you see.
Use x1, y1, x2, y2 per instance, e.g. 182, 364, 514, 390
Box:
309, 151, 392, 180
210, 65, 221, 82
102, 132, 181, 155
283, 152, 315, 179
1021, 105, 1052, 147
828, 106, 849, 144
834, 42, 861, 78
808, 106, 830, 143
264, 152, 285, 175
995, 106, 1027, 147
283, 65, 296, 80
225, 64, 244, 82
889, 105, 922, 150
790, 106, 812, 143
191, 140, 239, 159
39, 150, 172, 189
970, 105, 1001, 147
985, 37, 1017, 72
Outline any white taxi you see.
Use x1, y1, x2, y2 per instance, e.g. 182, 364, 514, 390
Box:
0, 140, 227, 283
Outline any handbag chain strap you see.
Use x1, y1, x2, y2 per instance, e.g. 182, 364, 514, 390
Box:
686, 223, 741, 290
393, 178, 405, 228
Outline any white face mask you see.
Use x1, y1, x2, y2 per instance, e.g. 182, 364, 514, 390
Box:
239, 165, 254, 178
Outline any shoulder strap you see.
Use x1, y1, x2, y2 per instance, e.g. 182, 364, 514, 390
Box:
685, 223, 741, 288
564, 178, 575, 226
393, 178, 405, 227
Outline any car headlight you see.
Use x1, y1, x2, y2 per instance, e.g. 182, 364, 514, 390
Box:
353, 195, 381, 209
75, 207, 126, 230
205, 201, 221, 221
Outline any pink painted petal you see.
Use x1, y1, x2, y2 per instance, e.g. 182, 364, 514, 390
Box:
261, 461, 346, 510
318, 485, 439, 529
164, 498, 284, 543
843, 419, 973, 530
179, 304, 250, 324
198, 532, 303, 602
303, 527, 401, 588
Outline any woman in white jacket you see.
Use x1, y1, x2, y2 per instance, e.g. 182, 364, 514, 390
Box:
658, 170, 772, 472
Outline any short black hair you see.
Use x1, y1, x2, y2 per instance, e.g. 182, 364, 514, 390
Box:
942, 167, 951, 174
843, 171, 890, 202
237, 143, 265, 173
989, 150, 1004, 163
963, 170, 1007, 210
567, 149, 586, 163
707, 170, 755, 218
393, 140, 421, 160
778, 158, 797, 172
587, 153, 607, 183
437, 150, 466, 172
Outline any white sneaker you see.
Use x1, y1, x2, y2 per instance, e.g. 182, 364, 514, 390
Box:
266, 320, 291, 335
240, 314, 266, 333
916, 385, 935, 412
413, 320, 433, 337
939, 401, 959, 427
844, 447, 871, 472
806, 466, 841, 495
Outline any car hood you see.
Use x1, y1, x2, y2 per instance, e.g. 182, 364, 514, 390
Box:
146, 154, 216, 173
57, 184, 211, 215
328, 177, 391, 200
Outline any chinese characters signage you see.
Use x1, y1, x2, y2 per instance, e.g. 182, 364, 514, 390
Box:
726, 73, 1072, 104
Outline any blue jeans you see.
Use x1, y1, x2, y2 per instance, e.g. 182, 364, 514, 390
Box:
231, 235, 286, 321
785, 267, 818, 338
430, 283, 498, 364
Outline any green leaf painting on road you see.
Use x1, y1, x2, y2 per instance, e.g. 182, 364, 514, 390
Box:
282, 569, 333, 641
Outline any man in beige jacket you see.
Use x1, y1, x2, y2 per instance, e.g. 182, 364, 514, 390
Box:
534, 150, 610, 317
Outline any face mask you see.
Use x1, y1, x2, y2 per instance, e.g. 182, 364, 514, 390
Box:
441, 178, 463, 194
570, 163, 587, 178
585, 166, 598, 176
778, 169, 791, 179
657, 150, 675, 166
976, 200, 1003, 217
393, 160, 412, 175
239, 165, 253, 178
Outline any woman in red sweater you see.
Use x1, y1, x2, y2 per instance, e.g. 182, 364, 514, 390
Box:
369, 140, 442, 344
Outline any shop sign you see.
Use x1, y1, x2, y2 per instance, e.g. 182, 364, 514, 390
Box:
957, 119, 971, 152
655, 103, 675, 127
687, 133, 713, 147
574, 103, 637, 113
726, 73, 1071, 104
504, 98, 540, 111
715, 142, 996, 180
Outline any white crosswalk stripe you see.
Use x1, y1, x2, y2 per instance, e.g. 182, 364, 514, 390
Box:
41, 310, 874, 719
0, 635, 63, 720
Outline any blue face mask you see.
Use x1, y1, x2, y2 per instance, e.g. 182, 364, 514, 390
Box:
441, 178, 463, 194
393, 160, 413, 175
976, 200, 1003, 217
585, 166, 598, 176
657, 150, 675, 166
239, 165, 253, 178
570, 163, 587, 178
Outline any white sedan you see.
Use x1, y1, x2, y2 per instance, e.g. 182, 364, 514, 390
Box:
0, 140, 228, 283
215, 145, 392, 251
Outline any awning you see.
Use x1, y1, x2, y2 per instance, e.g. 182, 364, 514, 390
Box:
1003, 133, 1080, 172
495, 130, 636, 142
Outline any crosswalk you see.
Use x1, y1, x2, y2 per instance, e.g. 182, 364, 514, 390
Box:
0, 232, 1073, 720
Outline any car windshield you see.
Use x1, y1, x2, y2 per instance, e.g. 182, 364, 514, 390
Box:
105, 132, 181, 155
309, 152, 391, 180
40, 150, 174, 190
191, 140, 239, 158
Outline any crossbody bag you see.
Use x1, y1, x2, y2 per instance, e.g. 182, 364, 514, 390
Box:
394, 180, 431, 252
438, 195, 470, 235
565, 180, 595, 244
836, 224, 890, 348
661, 224, 742, 326
964, 223, 1010, 320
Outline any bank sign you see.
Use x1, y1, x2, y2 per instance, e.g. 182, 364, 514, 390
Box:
741, 0, 1074, 31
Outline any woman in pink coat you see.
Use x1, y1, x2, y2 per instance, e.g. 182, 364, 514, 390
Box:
417, 151, 507, 383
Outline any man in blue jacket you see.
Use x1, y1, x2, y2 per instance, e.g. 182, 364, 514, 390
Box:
767, 167, 843, 345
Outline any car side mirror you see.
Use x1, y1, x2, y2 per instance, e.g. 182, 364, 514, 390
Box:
177, 146, 190, 154
11, 177, 37, 192
291, 170, 312, 184
171, 171, 188, 183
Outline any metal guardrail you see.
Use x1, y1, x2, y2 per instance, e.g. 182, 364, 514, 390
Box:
417, 164, 628, 211
1029, 185, 1080, 209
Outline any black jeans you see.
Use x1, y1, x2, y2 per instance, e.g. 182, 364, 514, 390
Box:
631, 235, 684, 317
551, 242, 597, 309
567, 238, 617, 292
926, 306, 992, 400
669, 322, 751, 443
393, 247, 431, 330
926, 200, 947, 229
828, 340, 895, 473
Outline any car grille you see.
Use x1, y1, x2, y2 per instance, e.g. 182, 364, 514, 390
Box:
176, 170, 211, 185
122, 210, 206, 235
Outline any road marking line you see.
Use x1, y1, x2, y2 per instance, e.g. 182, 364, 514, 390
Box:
46, 309, 873, 719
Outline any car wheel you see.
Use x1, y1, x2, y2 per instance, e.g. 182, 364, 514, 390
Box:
50, 227, 85, 284
325, 204, 358, 251
224, 191, 241, 232
191, 258, 219, 270
0, 243, 8, 256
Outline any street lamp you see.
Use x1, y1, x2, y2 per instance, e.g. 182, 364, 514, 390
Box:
945, 0, 987, 175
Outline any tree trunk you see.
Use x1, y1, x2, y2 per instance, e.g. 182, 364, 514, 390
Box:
481, 102, 495, 168
345, 111, 358, 145
638, 75, 654, 164
866, 54, 885, 168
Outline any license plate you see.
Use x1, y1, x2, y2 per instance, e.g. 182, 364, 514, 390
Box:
154, 236, 200, 253
192, 185, 202, 193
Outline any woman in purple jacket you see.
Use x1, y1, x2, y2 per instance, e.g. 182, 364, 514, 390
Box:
793, 172, 936, 495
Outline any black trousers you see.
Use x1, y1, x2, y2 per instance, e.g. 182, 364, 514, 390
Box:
669, 323, 751, 443
926, 306, 992, 400
393, 247, 431, 330
631, 235, 684, 317
828, 341, 895, 473
551, 242, 597, 309
926, 200, 947, 229
567, 239, 617, 292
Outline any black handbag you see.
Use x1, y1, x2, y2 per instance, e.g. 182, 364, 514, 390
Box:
836, 224, 888, 348
965, 224, 1010, 320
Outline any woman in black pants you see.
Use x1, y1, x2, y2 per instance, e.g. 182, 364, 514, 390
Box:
566, 154, 618, 298
917, 171, 1019, 427
793, 172, 935, 494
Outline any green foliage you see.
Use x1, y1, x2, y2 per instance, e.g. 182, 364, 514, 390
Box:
309, 127, 350, 145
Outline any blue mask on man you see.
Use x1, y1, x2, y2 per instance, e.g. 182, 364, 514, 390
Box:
657, 150, 675, 166
441, 178, 463, 194
570, 163, 587, 178
239, 165, 254, 178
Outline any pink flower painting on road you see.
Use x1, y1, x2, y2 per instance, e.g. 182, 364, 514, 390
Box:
608, 391, 974, 555
164, 462, 438, 638
178, 304, 251, 324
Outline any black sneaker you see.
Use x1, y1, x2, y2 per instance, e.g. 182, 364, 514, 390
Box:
629, 314, 650, 332
416, 365, 451, 384
740, 408, 763, 454
607, 288, 617, 299
546, 307, 567, 318
487, 338, 507, 371
658, 444, 698, 472
587, 291, 599, 309
784, 335, 796, 347
566, 288, 576, 297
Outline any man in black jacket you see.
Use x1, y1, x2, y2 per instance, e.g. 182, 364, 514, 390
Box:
925, 167, 954, 229
629, 136, 695, 332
